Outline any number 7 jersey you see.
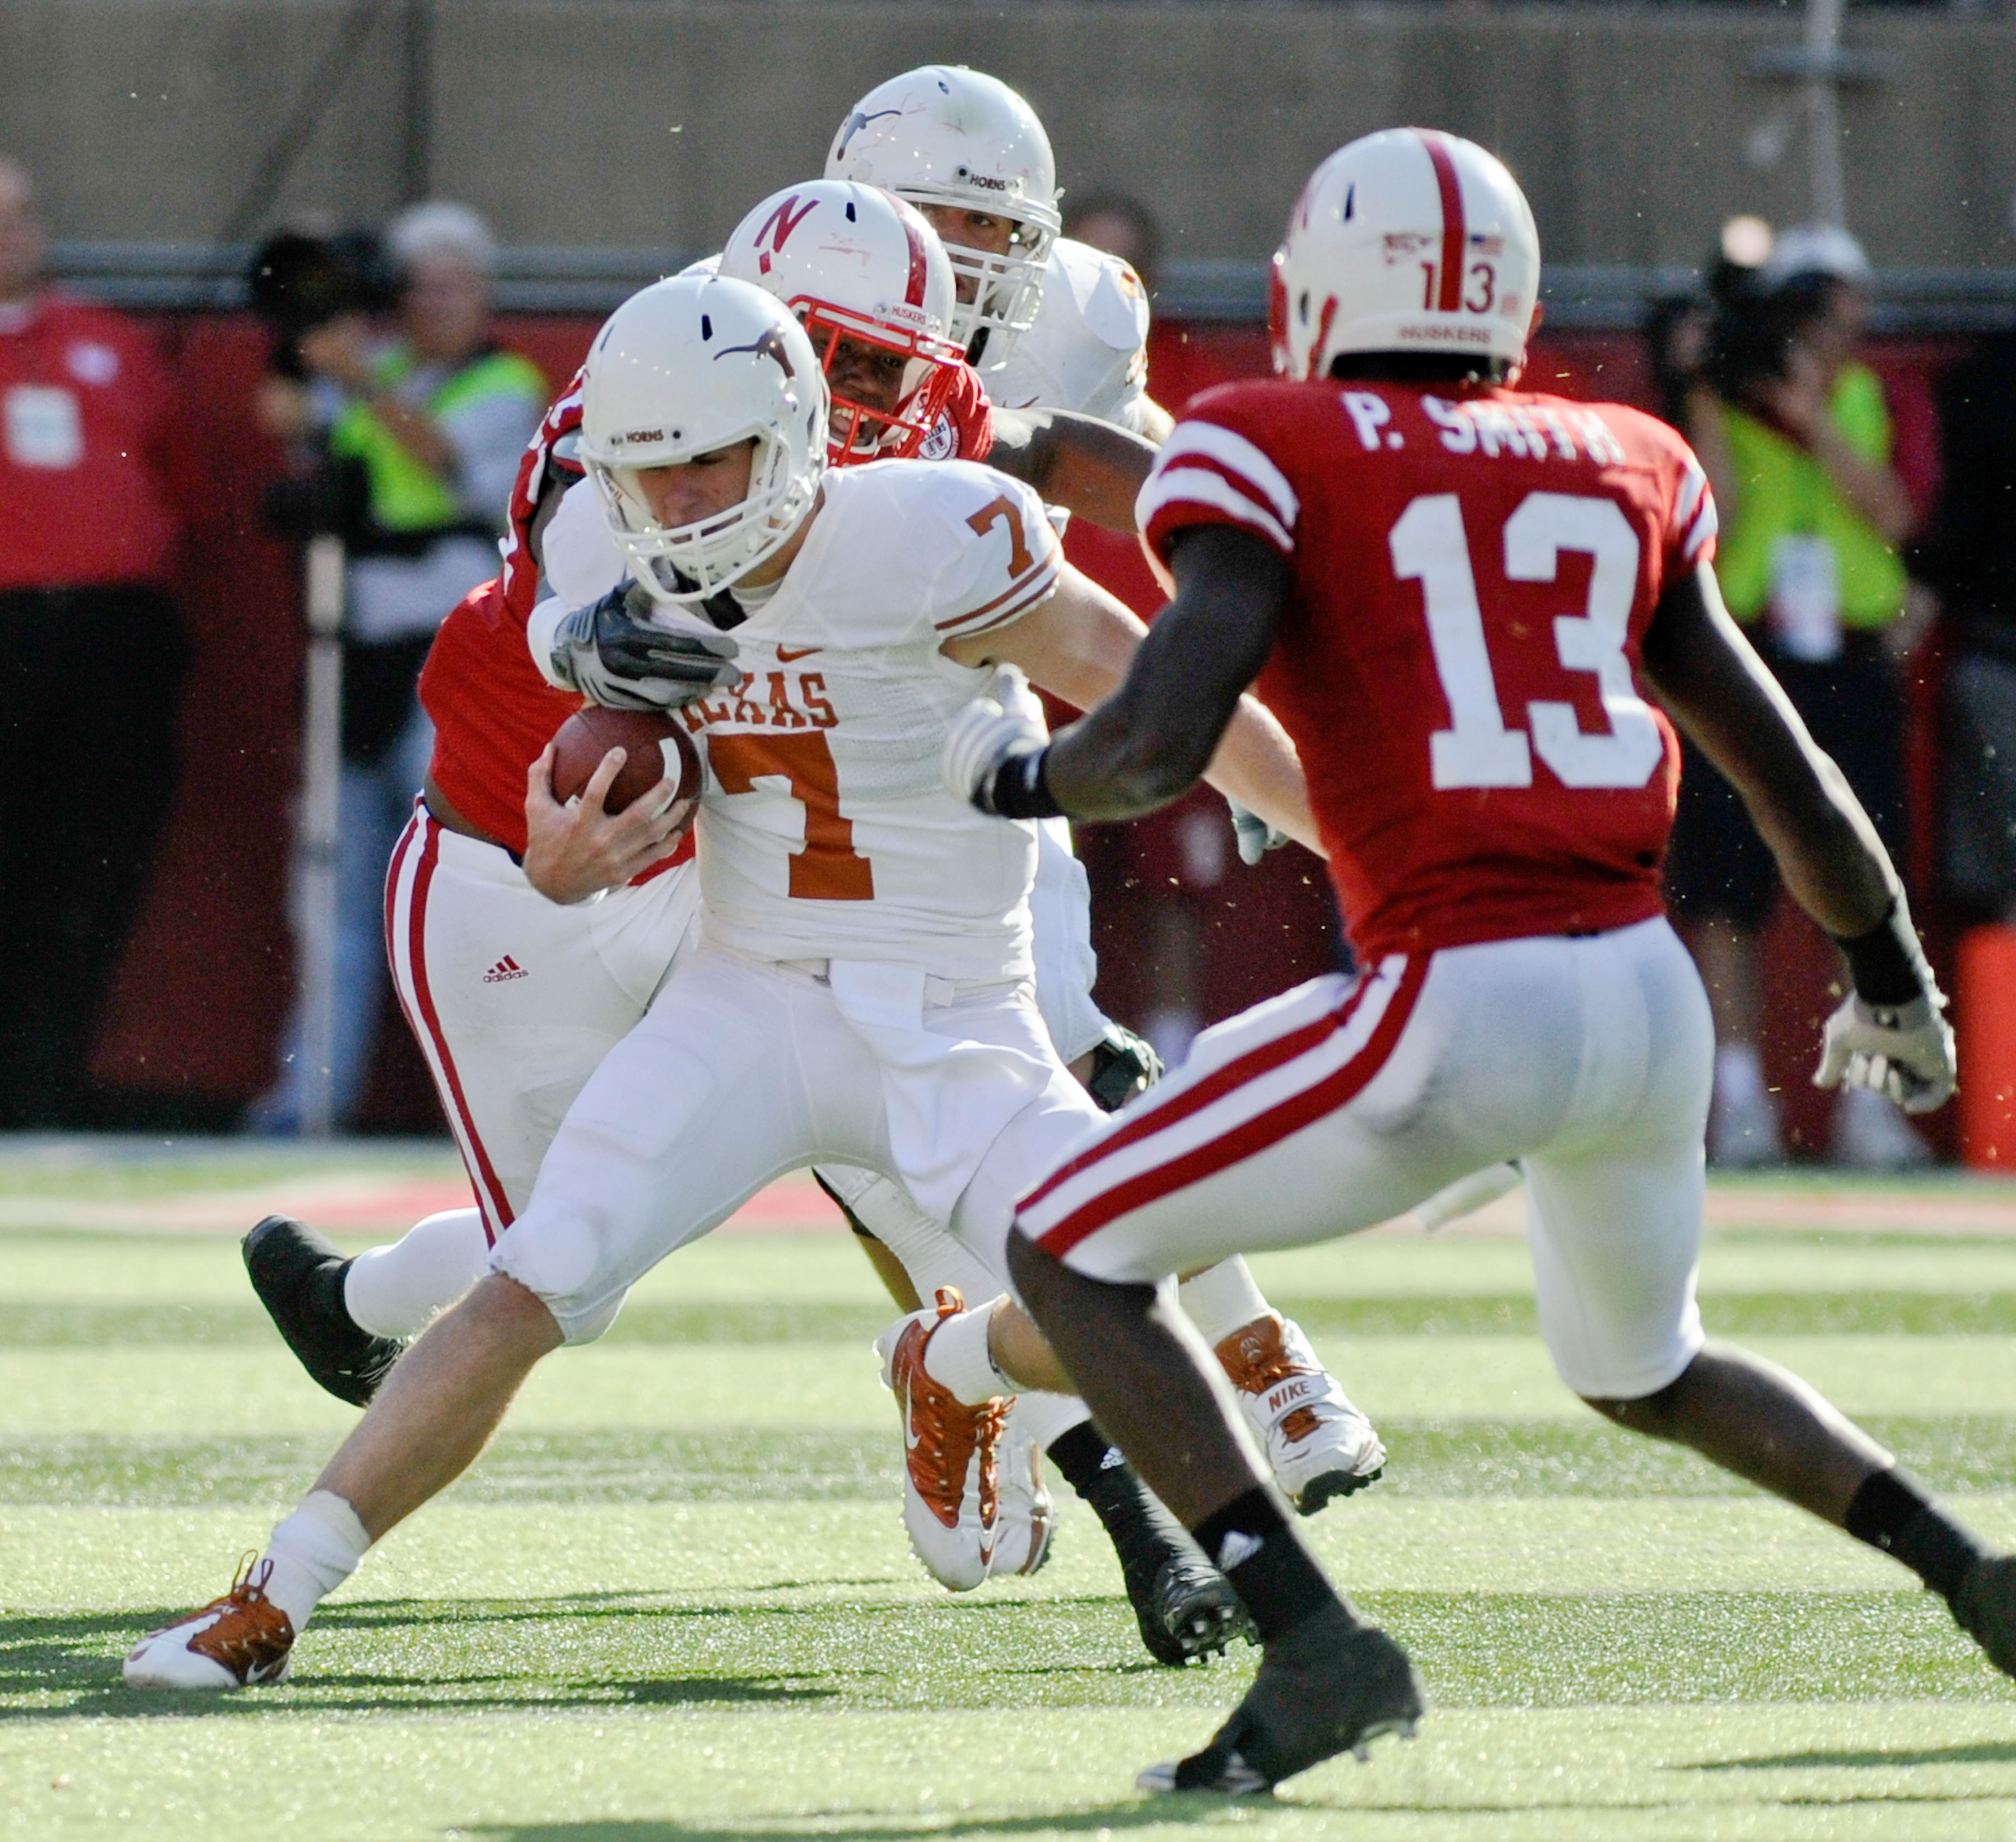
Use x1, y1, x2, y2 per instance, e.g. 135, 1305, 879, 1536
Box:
674, 459, 1061, 982
1140, 379, 1718, 962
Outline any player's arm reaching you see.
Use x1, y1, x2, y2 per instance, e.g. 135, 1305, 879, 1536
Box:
946, 524, 1289, 824
1640, 560, 1954, 1112
984, 407, 1159, 531
939, 551, 1318, 854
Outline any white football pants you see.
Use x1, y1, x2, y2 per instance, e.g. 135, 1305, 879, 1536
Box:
493, 945, 1105, 1343
368, 801, 1114, 1333
383, 801, 701, 1241
1019, 918, 1714, 1402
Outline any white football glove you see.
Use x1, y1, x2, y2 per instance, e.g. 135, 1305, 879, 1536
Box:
944, 667, 1048, 815
1228, 800, 1288, 866
1814, 993, 1956, 1115
549, 582, 743, 712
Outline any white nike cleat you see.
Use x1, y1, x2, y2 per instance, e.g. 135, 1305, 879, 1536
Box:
124, 1555, 296, 1689
1215, 1313, 1386, 1515
874, 1289, 1013, 1591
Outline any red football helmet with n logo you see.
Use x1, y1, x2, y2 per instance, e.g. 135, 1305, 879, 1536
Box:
719, 181, 964, 463
1270, 129, 1541, 382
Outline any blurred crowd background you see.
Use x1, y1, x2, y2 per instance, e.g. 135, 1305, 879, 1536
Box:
2, 0, 2014, 1171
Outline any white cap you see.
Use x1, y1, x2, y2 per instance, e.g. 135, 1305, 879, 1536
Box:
1761, 223, 1872, 288
385, 201, 497, 275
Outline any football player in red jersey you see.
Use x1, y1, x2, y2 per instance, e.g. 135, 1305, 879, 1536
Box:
949, 130, 1995, 1793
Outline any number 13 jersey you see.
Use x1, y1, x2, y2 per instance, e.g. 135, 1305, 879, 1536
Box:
676, 459, 1061, 982
1141, 379, 1718, 962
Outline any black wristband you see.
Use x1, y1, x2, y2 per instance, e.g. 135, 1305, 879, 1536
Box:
985, 747, 1066, 820
1829, 901, 1923, 1008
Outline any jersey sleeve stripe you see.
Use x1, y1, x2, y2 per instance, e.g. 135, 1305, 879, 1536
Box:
934, 557, 1062, 637
1674, 458, 1707, 531
1152, 421, 1301, 528
1139, 466, 1295, 554
1681, 492, 1719, 566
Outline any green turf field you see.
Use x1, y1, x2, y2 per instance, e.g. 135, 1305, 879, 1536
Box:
6, 1149, 2016, 1839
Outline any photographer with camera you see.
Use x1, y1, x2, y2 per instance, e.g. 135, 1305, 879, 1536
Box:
248, 202, 544, 1135
1665, 223, 1930, 1169
0, 154, 190, 1128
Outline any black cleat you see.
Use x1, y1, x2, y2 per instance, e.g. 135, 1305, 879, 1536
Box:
242, 1215, 403, 1407
1137, 1602, 1425, 1793
1132, 1548, 1256, 1668
1953, 1554, 2016, 1679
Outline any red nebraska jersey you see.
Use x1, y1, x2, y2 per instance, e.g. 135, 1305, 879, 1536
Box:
422, 355, 994, 858
0, 291, 179, 591
1141, 380, 1717, 962
421, 366, 621, 859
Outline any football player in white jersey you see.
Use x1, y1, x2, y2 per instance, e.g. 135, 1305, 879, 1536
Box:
828, 64, 1170, 439
534, 185, 1390, 1574
125, 273, 1328, 1691
242, 189, 1242, 1658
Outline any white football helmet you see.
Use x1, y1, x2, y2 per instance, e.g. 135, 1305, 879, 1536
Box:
577, 274, 827, 605
1270, 128, 1540, 381
826, 66, 1061, 365
718, 181, 964, 464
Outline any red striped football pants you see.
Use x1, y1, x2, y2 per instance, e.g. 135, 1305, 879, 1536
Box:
1014, 922, 1714, 1403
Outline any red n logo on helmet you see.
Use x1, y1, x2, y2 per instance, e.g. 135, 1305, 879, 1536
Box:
755, 194, 820, 258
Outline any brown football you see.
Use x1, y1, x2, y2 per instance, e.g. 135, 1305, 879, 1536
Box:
550, 706, 703, 817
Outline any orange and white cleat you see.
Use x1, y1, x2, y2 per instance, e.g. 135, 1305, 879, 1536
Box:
123, 1555, 296, 1690
875, 1289, 1014, 1591
1216, 1313, 1386, 1515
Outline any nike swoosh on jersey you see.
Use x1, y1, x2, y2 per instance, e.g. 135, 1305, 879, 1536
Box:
775, 645, 823, 662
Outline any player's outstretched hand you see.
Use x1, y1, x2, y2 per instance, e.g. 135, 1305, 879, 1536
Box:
944, 668, 1048, 815
549, 582, 742, 711
522, 741, 694, 904
1814, 993, 1956, 1116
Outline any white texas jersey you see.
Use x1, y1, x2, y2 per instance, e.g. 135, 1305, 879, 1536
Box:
674, 461, 1061, 982
982, 237, 1152, 431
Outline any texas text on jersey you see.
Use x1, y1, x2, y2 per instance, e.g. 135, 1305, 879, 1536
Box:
1138, 379, 1717, 962
673, 459, 1060, 982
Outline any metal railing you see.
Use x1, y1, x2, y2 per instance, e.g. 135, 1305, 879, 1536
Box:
46, 243, 2016, 333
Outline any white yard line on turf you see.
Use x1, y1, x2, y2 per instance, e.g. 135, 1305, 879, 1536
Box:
0, 1170, 847, 1237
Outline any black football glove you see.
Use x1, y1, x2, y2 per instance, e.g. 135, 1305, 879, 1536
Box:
549, 581, 742, 712
1084, 1023, 1164, 1113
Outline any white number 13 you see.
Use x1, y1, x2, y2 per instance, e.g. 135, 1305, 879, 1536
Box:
1389, 491, 1664, 791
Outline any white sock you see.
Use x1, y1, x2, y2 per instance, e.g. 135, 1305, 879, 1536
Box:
1177, 1258, 1273, 1345
922, 1298, 1014, 1406
259, 1490, 371, 1633
1714, 1042, 1768, 1110
344, 1208, 493, 1339
1007, 1389, 1093, 1451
